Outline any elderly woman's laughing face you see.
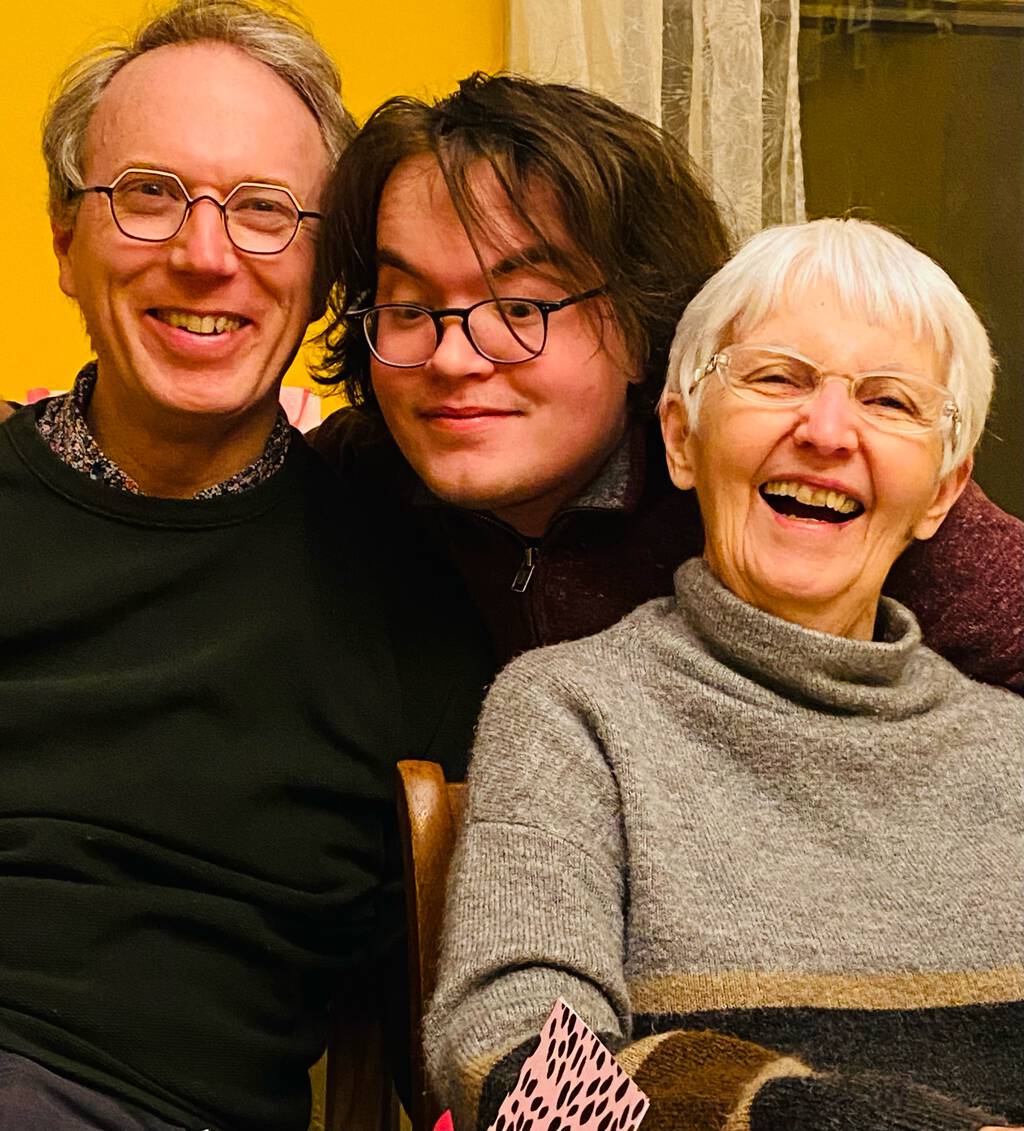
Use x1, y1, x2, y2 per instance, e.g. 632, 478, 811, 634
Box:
661, 280, 972, 640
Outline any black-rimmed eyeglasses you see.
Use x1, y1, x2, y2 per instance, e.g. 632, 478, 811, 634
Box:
346, 287, 607, 367
73, 168, 321, 255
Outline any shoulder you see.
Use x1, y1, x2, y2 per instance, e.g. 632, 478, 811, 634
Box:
310, 406, 392, 473
309, 405, 428, 512
885, 480, 1024, 691
908, 635, 1024, 765
485, 596, 680, 717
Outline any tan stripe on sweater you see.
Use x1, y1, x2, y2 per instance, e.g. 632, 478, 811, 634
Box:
630, 965, 1024, 1013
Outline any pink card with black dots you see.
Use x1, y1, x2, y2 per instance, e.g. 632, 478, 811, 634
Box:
486, 999, 649, 1131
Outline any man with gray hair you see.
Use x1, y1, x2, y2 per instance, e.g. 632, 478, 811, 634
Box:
0, 2, 482, 1128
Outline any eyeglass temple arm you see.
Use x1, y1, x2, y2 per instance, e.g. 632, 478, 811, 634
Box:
688, 354, 721, 395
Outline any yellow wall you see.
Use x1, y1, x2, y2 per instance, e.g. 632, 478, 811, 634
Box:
1, 1, 506, 403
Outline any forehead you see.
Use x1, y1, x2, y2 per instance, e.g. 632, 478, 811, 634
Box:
376, 154, 574, 271
83, 42, 329, 198
735, 280, 942, 372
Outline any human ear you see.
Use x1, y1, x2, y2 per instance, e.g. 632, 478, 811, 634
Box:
52, 220, 78, 300
912, 455, 973, 541
659, 393, 698, 491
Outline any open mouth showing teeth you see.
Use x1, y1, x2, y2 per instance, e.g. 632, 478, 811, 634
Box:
760, 480, 865, 523
154, 310, 247, 336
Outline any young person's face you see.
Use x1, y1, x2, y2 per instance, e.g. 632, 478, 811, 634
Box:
369, 155, 636, 537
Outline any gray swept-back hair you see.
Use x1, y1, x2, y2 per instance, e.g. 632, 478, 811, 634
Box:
664, 217, 994, 474
42, 0, 355, 224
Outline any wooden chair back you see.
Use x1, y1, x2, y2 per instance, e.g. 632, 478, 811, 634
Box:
396, 760, 468, 1131
323, 966, 398, 1131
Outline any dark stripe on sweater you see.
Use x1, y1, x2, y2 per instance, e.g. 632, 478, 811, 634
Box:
633, 1000, 1024, 1116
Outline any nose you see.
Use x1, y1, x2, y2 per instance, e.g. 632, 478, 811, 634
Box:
426, 317, 497, 383
792, 376, 861, 455
167, 198, 239, 278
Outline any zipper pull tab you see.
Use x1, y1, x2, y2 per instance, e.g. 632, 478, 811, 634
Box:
511, 546, 538, 593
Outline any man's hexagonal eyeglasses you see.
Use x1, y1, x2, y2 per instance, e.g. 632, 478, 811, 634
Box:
73, 168, 321, 255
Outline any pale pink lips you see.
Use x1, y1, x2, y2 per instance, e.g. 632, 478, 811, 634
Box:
423, 406, 521, 418
420, 406, 524, 429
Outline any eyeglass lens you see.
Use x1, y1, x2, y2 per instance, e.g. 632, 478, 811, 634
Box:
722, 347, 951, 433
109, 172, 302, 253
366, 300, 547, 366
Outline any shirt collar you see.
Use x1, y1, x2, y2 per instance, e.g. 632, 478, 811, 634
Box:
35, 361, 292, 499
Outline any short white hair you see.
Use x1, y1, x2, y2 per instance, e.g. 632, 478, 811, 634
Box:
664, 217, 994, 474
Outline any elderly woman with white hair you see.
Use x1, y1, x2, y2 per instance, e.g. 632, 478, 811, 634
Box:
426, 218, 1024, 1131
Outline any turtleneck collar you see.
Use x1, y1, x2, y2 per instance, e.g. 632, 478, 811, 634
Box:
671, 557, 951, 717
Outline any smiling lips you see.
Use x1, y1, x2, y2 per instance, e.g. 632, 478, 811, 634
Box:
421, 406, 521, 421
760, 478, 866, 523
152, 308, 248, 336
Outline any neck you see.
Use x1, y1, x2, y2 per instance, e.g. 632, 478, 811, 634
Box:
87, 379, 281, 499
746, 593, 878, 640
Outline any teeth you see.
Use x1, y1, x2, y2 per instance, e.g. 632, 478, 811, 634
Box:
762, 479, 861, 515
161, 310, 243, 335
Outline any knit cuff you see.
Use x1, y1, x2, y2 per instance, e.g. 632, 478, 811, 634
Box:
477, 1037, 539, 1131
749, 1071, 1006, 1131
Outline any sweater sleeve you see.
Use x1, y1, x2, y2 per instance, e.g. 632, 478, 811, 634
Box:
424, 651, 1015, 1131
424, 653, 632, 1125
884, 480, 1024, 693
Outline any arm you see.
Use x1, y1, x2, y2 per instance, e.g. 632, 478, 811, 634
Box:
424, 654, 632, 1126
885, 480, 1024, 693
425, 654, 1018, 1131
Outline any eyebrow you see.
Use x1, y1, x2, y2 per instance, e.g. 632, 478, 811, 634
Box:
376, 242, 565, 282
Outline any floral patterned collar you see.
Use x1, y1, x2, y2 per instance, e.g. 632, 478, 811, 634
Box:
35, 362, 291, 499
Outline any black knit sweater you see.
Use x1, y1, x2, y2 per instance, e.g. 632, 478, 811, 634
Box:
0, 403, 487, 1130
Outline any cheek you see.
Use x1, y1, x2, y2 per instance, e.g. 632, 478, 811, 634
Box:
270, 259, 315, 318
872, 444, 944, 523
692, 414, 765, 486
688, 417, 775, 527
539, 352, 630, 425
369, 366, 403, 416
546, 382, 628, 460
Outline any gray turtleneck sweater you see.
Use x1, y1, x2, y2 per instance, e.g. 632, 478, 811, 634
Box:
426, 559, 1024, 1131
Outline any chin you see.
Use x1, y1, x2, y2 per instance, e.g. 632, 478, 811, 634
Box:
765, 571, 855, 605
416, 460, 508, 509
426, 480, 503, 511
154, 383, 270, 419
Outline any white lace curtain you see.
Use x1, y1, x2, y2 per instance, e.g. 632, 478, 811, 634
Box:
508, 0, 806, 243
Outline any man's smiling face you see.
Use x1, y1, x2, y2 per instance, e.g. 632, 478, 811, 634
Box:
52, 41, 329, 435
